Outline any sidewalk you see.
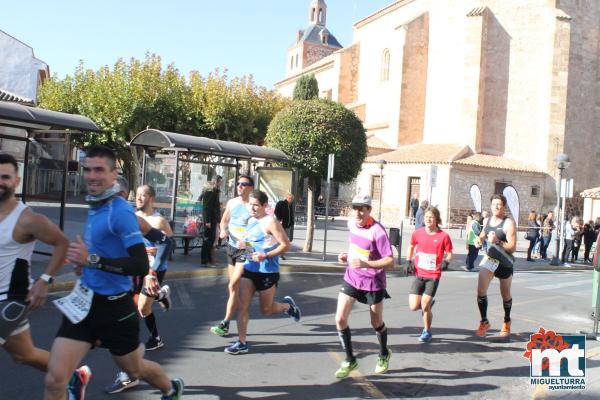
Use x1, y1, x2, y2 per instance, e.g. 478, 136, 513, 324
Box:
40, 217, 593, 292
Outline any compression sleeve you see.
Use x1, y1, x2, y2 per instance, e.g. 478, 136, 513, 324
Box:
144, 227, 169, 244
96, 242, 149, 276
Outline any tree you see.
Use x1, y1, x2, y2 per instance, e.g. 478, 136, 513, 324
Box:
266, 99, 367, 251
38, 54, 287, 187
292, 74, 319, 100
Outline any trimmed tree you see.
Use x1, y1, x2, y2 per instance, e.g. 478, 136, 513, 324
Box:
292, 74, 319, 100
266, 99, 366, 251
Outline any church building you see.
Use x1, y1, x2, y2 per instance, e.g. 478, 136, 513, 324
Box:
275, 0, 600, 225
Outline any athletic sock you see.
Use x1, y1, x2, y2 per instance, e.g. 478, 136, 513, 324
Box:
503, 298, 512, 323
144, 312, 159, 338
477, 296, 488, 322
337, 327, 355, 362
375, 323, 389, 356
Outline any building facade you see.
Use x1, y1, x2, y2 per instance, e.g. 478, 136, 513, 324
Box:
275, 0, 600, 226
0, 29, 49, 105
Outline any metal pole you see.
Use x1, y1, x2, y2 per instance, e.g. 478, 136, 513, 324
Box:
141, 147, 147, 186
378, 167, 383, 221
59, 133, 70, 230
550, 168, 563, 265
170, 151, 180, 223
323, 178, 331, 261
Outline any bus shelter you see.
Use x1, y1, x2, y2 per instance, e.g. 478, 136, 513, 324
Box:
0, 101, 100, 235
129, 129, 294, 237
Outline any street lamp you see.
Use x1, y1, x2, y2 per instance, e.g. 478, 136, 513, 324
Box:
550, 153, 570, 266
376, 159, 386, 221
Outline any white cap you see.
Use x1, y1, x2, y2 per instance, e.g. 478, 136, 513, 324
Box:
351, 193, 372, 207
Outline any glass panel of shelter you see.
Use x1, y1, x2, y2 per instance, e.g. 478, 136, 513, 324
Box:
143, 151, 239, 235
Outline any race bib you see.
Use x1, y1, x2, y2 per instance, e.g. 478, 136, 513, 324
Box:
417, 252, 438, 271
479, 255, 500, 273
348, 243, 370, 262
230, 226, 247, 241
53, 280, 94, 324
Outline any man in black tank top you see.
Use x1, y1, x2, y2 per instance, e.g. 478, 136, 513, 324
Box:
473, 194, 517, 339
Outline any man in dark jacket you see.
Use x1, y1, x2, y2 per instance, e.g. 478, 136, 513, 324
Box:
200, 176, 222, 266
275, 193, 295, 242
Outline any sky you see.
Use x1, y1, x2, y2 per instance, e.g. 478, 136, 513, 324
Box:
2, 0, 393, 89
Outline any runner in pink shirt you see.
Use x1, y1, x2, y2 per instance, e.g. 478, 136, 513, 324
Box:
406, 207, 453, 343
334, 194, 394, 379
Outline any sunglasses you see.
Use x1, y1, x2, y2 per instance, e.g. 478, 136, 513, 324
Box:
237, 182, 253, 187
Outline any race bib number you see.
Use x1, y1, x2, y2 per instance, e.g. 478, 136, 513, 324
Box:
417, 252, 438, 271
479, 255, 500, 272
348, 243, 370, 262
53, 280, 94, 324
230, 226, 247, 242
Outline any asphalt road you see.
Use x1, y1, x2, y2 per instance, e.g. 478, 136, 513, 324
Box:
1, 268, 600, 399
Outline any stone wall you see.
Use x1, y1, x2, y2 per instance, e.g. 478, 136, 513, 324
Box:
337, 43, 360, 105
397, 12, 429, 146
449, 166, 547, 226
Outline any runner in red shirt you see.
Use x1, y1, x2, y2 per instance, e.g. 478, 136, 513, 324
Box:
406, 207, 453, 342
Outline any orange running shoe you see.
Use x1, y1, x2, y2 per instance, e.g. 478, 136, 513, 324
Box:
499, 321, 511, 337
475, 320, 490, 337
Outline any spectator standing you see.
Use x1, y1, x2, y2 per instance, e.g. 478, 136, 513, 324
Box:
541, 211, 554, 259
583, 220, 596, 263
526, 211, 540, 262
414, 200, 429, 229
275, 193, 295, 242
200, 176, 222, 267
463, 212, 482, 271
572, 217, 583, 263
561, 217, 576, 265
410, 194, 419, 220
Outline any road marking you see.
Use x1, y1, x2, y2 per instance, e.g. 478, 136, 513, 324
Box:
525, 279, 590, 291
328, 351, 387, 399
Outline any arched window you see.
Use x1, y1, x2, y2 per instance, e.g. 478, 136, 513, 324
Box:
381, 49, 390, 82
290, 56, 294, 70
295, 54, 299, 68
318, 9, 323, 24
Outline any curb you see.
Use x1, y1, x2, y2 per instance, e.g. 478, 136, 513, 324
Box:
47, 262, 592, 293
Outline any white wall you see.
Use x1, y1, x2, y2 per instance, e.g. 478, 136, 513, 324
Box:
0, 31, 48, 102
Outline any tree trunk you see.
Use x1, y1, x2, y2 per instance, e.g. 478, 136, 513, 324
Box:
303, 177, 315, 252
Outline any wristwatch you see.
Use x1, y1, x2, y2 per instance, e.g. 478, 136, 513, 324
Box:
39, 273, 55, 284
87, 253, 100, 266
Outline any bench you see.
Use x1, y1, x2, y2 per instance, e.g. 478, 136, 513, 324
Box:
171, 233, 203, 255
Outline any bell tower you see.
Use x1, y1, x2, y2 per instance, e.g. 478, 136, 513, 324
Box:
309, 0, 327, 27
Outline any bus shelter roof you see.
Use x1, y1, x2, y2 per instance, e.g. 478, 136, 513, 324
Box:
0, 101, 101, 133
129, 129, 289, 162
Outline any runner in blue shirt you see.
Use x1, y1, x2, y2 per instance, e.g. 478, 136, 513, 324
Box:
44, 145, 183, 400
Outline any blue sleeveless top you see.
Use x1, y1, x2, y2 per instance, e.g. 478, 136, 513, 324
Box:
227, 200, 252, 247
244, 216, 280, 273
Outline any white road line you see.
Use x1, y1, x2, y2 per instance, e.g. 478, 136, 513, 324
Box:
524, 279, 591, 291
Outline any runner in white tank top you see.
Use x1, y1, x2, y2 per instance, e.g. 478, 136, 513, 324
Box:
0, 153, 70, 374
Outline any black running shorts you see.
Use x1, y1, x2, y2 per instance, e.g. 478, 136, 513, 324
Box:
56, 292, 140, 356
241, 270, 280, 291
340, 281, 391, 305
410, 277, 440, 297
494, 264, 514, 279
0, 300, 29, 345
227, 245, 247, 266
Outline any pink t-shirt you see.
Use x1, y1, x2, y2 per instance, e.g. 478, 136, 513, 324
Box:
410, 227, 453, 280
344, 218, 393, 291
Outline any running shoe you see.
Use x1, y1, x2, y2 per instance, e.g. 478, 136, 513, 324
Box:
158, 285, 171, 311
210, 322, 229, 336
418, 329, 432, 343
475, 320, 491, 337
335, 359, 358, 379
160, 378, 184, 400
224, 340, 249, 355
499, 320, 511, 338
283, 296, 301, 322
145, 336, 164, 351
374, 349, 392, 374
67, 365, 92, 400
461, 266, 475, 272
104, 371, 139, 394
